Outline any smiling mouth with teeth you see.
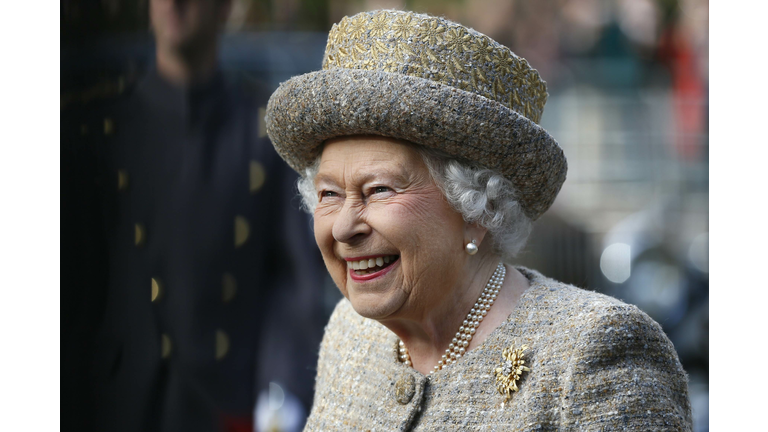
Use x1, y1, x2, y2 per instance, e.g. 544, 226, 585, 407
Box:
347, 255, 400, 275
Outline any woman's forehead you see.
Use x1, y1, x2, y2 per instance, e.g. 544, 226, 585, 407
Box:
317, 137, 425, 178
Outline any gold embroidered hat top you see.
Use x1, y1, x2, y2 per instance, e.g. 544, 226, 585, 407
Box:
266, 10, 567, 220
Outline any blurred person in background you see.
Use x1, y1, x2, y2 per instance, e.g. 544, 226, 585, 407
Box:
265, 10, 692, 430
61, 0, 325, 431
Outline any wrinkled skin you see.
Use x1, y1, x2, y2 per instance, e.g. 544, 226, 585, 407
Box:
314, 136, 475, 320
312, 136, 528, 374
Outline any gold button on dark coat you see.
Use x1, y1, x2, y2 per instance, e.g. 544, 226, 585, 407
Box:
134, 223, 146, 246
117, 169, 129, 191
103, 117, 114, 135
394, 373, 416, 404
215, 329, 230, 360
151, 278, 163, 302
257, 107, 267, 138
234, 216, 250, 247
222, 273, 237, 303
161, 334, 172, 359
249, 160, 266, 193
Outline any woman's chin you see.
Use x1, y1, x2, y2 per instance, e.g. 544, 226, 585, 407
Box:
347, 289, 406, 320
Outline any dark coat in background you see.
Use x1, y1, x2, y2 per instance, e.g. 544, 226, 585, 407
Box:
61, 68, 327, 432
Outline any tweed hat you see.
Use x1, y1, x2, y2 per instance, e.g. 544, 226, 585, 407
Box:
266, 10, 566, 220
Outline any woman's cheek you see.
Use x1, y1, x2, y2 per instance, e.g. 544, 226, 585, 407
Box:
313, 212, 349, 295
314, 214, 335, 265
328, 260, 349, 297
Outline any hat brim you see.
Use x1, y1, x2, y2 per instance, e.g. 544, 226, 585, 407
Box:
265, 68, 566, 220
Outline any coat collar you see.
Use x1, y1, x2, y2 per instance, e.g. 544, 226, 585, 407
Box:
347, 267, 552, 429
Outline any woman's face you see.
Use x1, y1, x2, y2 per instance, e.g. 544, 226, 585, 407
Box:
313, 136, 468, 320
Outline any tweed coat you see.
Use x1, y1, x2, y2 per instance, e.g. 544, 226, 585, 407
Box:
304, 267, 692, 431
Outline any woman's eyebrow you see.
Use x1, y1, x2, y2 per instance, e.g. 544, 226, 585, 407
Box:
358, 169, 406, 182
314, 172, 340, 186
356, 160, 411, 181
317, 167, 410, 187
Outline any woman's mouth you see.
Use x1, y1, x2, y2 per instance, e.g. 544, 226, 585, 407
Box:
346, 255, 399, 281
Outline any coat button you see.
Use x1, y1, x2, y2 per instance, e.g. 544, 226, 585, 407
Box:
161, 333, 172, 359
222, 273, 237, 303
215, 329, 230, 360
257, 107, 267, 138
394, 373, 416, 404
234, 216, 250, 248
134, 223, 146, 246
249, 160, 266, 193
103, 118, 114, 135
117, 169, 129, 191
151, 278, 163, 302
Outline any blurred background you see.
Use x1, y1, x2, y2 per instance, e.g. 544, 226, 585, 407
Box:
61, 0, 708, 430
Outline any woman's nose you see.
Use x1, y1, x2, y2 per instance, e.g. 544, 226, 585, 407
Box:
332, 200, 371, 244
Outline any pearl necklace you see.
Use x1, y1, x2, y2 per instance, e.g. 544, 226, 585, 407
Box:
398, 262, 506, 374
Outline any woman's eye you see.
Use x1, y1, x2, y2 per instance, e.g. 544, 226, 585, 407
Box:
319, 190, 338, 200
372, 186, 390, 194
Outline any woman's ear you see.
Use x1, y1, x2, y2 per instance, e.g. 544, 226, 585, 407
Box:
464, 222, 489, 248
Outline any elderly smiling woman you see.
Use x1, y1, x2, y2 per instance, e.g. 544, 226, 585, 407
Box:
266, 10, 692, 432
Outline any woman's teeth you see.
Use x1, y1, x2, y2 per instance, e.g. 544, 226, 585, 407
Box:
348, 255, 398, 272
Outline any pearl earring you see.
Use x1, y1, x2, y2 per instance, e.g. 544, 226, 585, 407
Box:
465, 240, 478, 255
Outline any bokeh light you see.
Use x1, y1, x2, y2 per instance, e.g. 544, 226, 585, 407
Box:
600, 243, 632, 283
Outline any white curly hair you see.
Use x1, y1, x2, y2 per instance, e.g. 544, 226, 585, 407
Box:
296, 145, 532, 261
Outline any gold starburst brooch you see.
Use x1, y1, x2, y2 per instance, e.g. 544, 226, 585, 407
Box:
494, 344, 530, 402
